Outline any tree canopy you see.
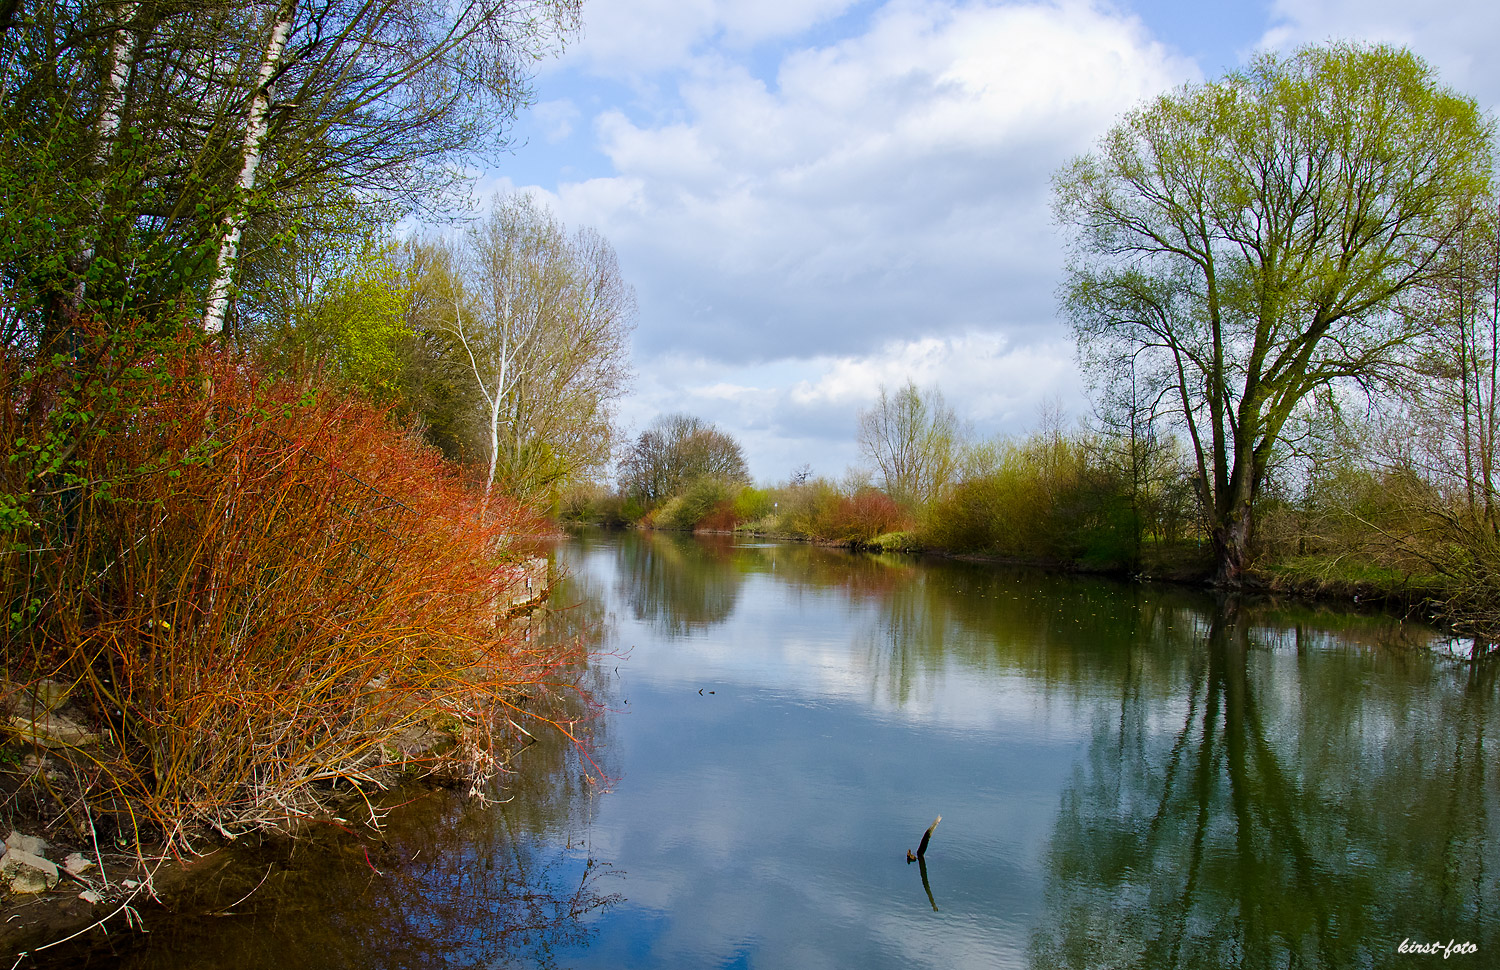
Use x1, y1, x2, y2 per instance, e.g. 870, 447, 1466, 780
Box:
856, 380, 962, 508
414, 194, 635, 506
619, 414, 750, 510
0, 0, 580, 351
1054, 42, 1494, 584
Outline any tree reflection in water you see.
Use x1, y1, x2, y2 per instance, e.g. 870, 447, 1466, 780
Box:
1029, 601, 1499, 970
613, 531, 743, 637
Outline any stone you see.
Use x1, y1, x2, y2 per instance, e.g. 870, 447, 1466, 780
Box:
29, 679, 71, 710
5, 830, 47, 857
78, 889, 103, 905
6, 711, 99, 749
63, 852, 94, 876
1, 849, 60, 893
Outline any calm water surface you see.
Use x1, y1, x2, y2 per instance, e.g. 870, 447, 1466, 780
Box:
49, 530, 1500, 968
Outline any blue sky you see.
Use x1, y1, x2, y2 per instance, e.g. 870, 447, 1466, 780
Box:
470, 0, 1500, 483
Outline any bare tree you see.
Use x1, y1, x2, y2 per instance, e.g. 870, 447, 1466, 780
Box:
438, 194, 634, 506
856, 380, 961, 508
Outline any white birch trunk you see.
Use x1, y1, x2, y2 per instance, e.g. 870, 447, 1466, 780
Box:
73, 2, 141, 309
202, 3, 295, 334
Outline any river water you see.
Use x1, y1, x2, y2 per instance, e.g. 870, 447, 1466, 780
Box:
48, 530, 1499, 968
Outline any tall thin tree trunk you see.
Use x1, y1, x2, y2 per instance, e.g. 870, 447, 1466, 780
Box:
202, 2, 295, 334
72, 2, 140, 310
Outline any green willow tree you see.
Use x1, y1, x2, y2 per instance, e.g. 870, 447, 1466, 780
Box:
1054, 43, 1493, 585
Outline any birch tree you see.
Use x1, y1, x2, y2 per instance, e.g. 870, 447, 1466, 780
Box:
440, 195, 634, 506
202, 0, 294, 334
0, 0, 581, 347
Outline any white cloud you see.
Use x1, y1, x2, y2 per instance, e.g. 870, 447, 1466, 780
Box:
616, 332, 1083, 481
531, 99, 581, 143
564, 0, 861, 79
544, 0, 1194, 369
1261, 0, 1500, 107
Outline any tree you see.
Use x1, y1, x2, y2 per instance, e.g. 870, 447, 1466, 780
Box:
1054, 43, 1493, 584
439, 194, 635, 506
1400, 196, 1500, 523
856, 380, 961, 508
618, 414, 750, 509
0, 0, 581, 349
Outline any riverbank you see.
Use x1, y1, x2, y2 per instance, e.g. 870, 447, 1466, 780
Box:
604, 521, 1492, 656
0, 558, 561, 959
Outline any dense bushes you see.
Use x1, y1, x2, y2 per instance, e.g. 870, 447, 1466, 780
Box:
2, 336, 579, 845
921, 431, 1179, 569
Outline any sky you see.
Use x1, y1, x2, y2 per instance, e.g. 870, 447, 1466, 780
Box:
473, 0, 1500, 484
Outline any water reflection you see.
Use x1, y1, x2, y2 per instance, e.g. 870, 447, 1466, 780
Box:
578, 532, 1499, 969
1030, 604, 1500, 970
610, 531, 744, 637
41, 779, 620, 970
42, 531, 1496, 970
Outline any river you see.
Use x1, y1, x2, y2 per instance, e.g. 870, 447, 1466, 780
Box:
45, 530, 1499, 968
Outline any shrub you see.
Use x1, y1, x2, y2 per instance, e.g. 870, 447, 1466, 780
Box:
732, 486, 774, 523
2, 338, 581, 846
653, 476, 733, 531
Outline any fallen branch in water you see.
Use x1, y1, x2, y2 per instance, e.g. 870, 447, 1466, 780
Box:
907, 815, 941, 863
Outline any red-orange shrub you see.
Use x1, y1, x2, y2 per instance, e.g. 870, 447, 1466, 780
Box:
2, 339, 579, 843
807, 488, 910, 543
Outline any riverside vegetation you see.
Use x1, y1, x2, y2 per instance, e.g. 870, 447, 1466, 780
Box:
570, 45, 1500, 654
0, 0, 634, 940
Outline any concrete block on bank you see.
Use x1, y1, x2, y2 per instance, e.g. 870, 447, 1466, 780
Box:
1, 849, 59, 893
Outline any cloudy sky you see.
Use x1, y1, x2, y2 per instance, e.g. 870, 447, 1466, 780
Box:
477, 0, 1500, 483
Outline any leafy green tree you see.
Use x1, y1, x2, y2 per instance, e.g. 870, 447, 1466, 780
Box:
1054, 43, 1493, 584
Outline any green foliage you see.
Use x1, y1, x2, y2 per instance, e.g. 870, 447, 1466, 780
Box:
922, 428, 1176, 570
318, 249, 412, 398
1055, 42, 1495, 583
732, 487, 774, 523
653, 477, 734, 531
